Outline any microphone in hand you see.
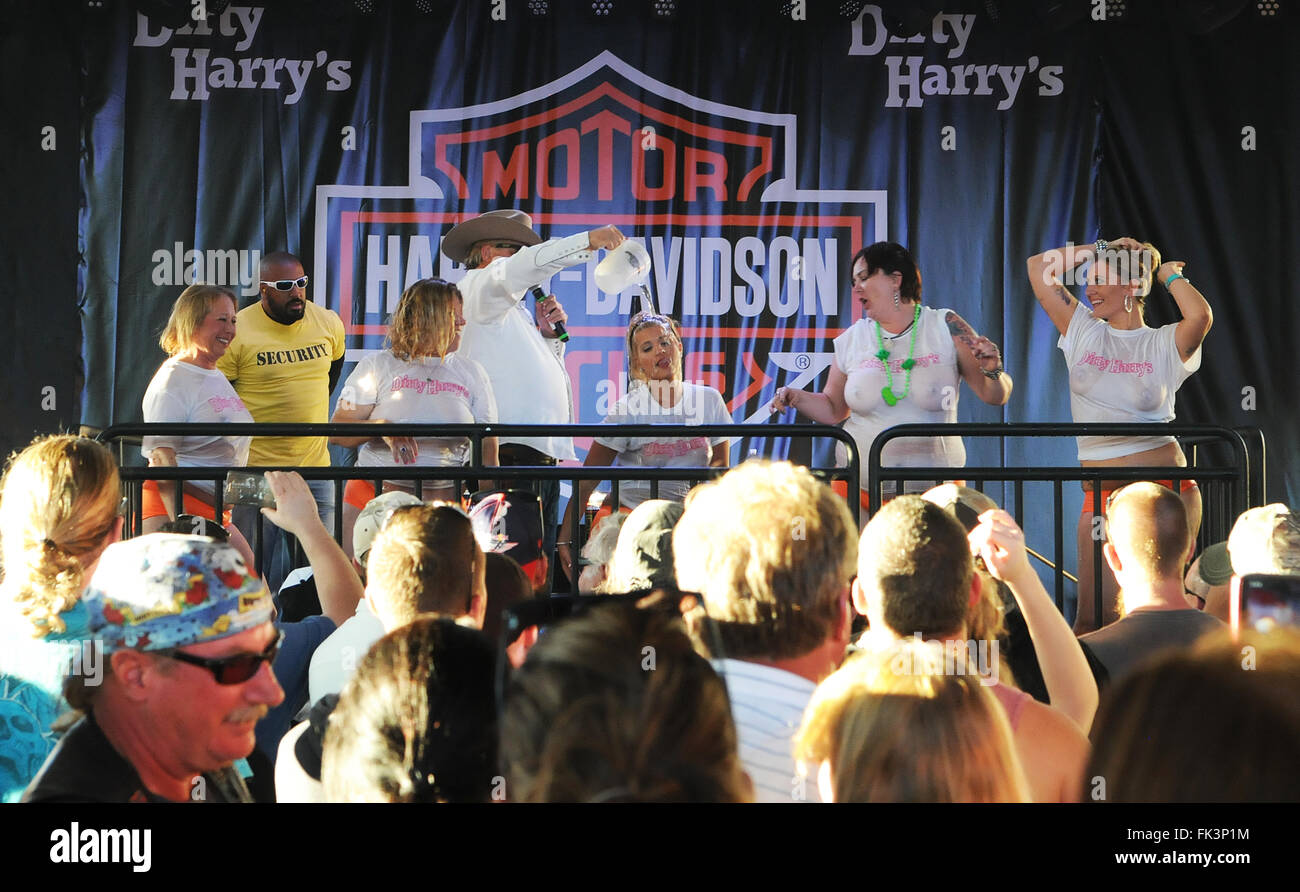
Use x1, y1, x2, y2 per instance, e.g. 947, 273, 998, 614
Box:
529, 285, 568, 342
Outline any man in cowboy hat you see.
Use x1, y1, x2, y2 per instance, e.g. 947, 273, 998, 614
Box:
443, 210, 625, 576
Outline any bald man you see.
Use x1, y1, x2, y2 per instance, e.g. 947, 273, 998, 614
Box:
1080, 482, 1224, 688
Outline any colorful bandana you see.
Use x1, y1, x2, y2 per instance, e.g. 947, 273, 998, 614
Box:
82, 534, 273, 652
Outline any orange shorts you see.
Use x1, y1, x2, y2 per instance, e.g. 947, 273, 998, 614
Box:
831, 480, 873, 513
343, 478, 460, 511
140, 480, 232, 524
1082, 478, 1199, 516
829, 479, 967, 514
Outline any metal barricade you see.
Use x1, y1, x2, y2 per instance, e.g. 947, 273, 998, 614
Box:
99, 422, 863, 589
867, 422, 1258, 628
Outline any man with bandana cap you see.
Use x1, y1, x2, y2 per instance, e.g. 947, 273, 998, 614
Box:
24, 535, 284, 802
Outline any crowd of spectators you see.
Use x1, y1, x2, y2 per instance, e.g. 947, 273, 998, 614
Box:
3, 430, 1297, 804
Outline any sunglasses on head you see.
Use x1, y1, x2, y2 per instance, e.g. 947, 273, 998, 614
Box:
156, 630, 283, 685
491, 242, 522, 251
260, 276, 309, 292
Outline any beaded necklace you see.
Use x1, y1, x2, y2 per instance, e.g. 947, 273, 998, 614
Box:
874, 303, 922, 407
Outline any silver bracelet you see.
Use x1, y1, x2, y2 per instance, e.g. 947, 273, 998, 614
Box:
981, 365, 1004, 380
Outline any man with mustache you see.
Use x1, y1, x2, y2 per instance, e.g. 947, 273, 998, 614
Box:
24, 536, 285, 802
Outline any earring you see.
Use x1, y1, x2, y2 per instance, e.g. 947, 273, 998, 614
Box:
893, 290, 900, 308
1124, 294, 1133, 314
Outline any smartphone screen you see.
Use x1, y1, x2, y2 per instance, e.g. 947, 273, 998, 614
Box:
1232, 573, 1300, 634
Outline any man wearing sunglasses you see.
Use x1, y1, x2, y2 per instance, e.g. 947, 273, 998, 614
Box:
442, 210, 626, 578
24, 536, 284, 803
217, 250, 346, 590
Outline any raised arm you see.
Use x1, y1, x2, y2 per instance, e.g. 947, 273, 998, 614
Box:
971, 508, 1099, 733
770, 365, 851, 425
260, 470, 363, 627
1160, 261, 1213, 360
946, 310, 1013, 407
1026, 243, 1088, 336
471, 226, 625, 323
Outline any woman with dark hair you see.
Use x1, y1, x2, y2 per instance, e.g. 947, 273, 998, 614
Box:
1026, 237, 1211, 632
501, 602, 752, 802
321, 617, 499, 803
0, 435, 122, 800
772, 242, 1011, 511
141, 283, 253, 532
330, 277, 499, 556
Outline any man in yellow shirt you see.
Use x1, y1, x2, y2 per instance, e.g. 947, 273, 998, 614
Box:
218, 251, 345, 585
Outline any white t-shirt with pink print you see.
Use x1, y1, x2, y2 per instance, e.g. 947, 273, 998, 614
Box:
1058, 303, 1201, 461
338, 350, 498, 468
594, 382, 732, 507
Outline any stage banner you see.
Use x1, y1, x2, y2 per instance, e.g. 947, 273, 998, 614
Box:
79, 2, 1098, 484
80, 2, 1099, 470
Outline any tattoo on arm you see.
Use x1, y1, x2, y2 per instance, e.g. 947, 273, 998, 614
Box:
945, 311, 977, 350
1052, 283, 1075, 307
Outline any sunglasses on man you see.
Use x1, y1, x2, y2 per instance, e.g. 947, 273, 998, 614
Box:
259, 276, 309, 292
155, 630, 284, 685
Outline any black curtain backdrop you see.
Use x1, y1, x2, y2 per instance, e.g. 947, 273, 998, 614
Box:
2, 0, 1295, 536
1, 3, 82, 450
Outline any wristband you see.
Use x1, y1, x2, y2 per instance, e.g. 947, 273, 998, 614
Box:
1163, 272, 1186, 289
981, 365, 1004, 380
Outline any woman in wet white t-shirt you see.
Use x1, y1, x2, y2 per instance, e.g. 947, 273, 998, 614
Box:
556, 312, 731, 580
141, 284, 253, 532
771, 242, 1012, 514
331, 277, 499, 557
1026, 237, 1212, 632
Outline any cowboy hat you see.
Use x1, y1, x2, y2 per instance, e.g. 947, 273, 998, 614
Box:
441, 209, 542, 263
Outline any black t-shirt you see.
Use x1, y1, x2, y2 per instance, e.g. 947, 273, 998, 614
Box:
22, 713, 251, 803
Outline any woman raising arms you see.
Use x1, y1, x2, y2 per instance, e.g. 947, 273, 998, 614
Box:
1026, 237, 1212, 632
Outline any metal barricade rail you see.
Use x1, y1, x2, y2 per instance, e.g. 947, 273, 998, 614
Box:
99, 422, 863, 586
868, 422, 1258, 628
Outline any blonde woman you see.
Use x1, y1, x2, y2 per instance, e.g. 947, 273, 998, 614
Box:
141, 283, 253, 532
0, 435, 122, 800
796, 639, 1030, 803
557, 312, 731, 579
331, 277, 498, 557
1027, 237, 1211, 632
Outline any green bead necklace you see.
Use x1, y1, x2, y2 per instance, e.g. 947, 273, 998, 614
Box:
875, 303, 922, 407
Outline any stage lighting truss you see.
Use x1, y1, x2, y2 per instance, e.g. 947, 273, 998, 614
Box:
527, 0, 551, 15
1256, 0, 1281, 15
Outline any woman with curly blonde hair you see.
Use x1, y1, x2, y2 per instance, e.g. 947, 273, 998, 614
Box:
330, 277, 499, 556
0, 434, 122, 800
